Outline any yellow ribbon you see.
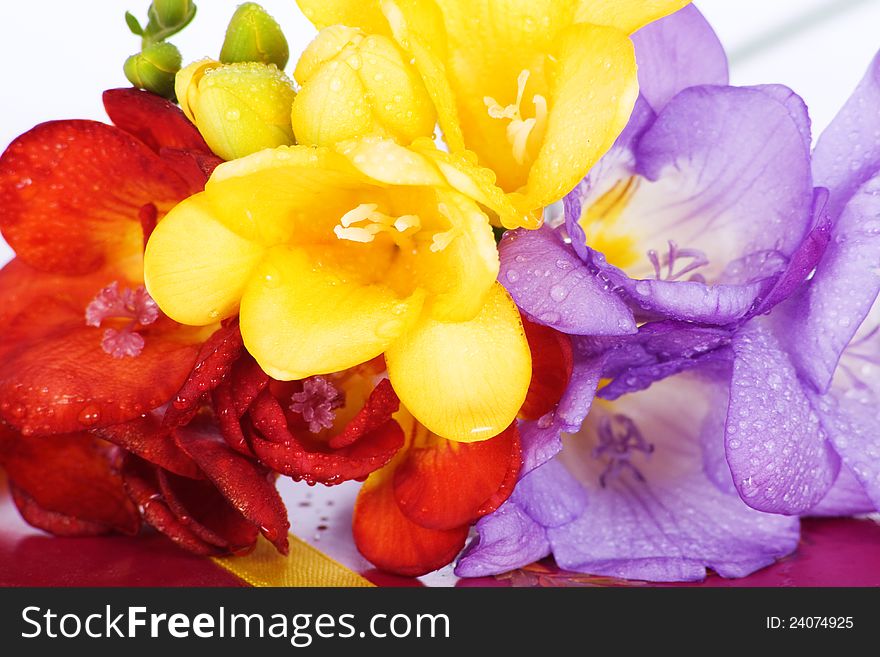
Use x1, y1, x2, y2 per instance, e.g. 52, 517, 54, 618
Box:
212, 534, 374, 587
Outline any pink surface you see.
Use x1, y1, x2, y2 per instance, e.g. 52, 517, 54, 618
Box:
2, 478, 879, 587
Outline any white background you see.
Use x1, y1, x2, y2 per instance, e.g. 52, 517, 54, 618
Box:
1, 0, 879, 261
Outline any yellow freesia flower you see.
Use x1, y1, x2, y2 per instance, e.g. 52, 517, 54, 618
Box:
295, 0, 689, 222
175, 59, 297, 160
144, 139, 531, 443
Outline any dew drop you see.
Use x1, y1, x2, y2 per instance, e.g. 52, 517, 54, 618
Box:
77, 405, 102, 427
549, 285, 568, 302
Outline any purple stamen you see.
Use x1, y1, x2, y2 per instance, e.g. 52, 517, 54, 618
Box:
592, 413, 654, 487
85, 281, 160, 358
290, 376, 346, 434
648, 240, 709, 281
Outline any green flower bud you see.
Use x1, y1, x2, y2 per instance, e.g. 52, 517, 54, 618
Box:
219, 3, 289, 69
124, 42, 182, 99
147, 0, 196, 31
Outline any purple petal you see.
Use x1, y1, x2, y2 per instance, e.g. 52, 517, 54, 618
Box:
498, 226, 636, 335
749, 188, 831, 318
750, 84, 812, 153
567, 85, 814, 325
813, 50, 880, 221
454, 501, 550, 578
519, 351, 605, 474
511, 459, 588, 528
726, 322, 839, 513
807, 465, 876, 517
547, 373, 799, 582
631, 4, 728, 113
586, 321, 733, 400
779, 172, 880, 392
633, 85, 813, 278
810, 313, 880, 509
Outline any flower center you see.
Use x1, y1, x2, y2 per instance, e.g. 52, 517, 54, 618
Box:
592, 413, 654, 487
333, 203, 457, 252
85, 281, 160, 358
290, 375, 346, 434
648, 240, 709, 282
484, 69, 548, 166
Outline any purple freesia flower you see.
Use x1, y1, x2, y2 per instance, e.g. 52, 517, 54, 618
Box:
457, 5, 880, 582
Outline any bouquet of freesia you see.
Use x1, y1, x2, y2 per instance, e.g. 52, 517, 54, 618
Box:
1, 0, 878, 584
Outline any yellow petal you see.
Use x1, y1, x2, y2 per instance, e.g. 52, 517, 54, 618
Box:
291, 57, 378, 147
337, 137, 447, 187
575, 0, 691, 34
385, 282, 531, 443
523, 22, 637, 209
175, 58, 217, 123
204, 145, 372, 245
295, 25, 363, 84
412, 138, 536, 229
381, 0, 465, 152
355, 34, 438, 143
404, 187, 499, 321
144, 195, 266, 325
293, 31, 436, 147
240, 245, 426, 380
295, 0, 391, 36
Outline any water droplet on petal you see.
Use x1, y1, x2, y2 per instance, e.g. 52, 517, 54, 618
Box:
77, 405, 101, 426
549, 285, 568, 302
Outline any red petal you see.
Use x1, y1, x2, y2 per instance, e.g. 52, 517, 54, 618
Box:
0, 423, 140, 535
10, 485, 110, 536
121, 455, 221, 555
0, 259, 114, 361
157, 469, 259, 552
230, 355, 270, 416
393, 423, 522, 531
163, 323, 243, 429
212, 382, 253, 456
329, 378, 399, 449
173, 421, 290, 554
353, 472, 468, 577
519, 316, 574, 421
96, 412, 201, 479
0, 324, 199, 435
249, 388, 404, 485
0, 120, 191, 274
158, 148, 223, 190
102, 88, 210, 154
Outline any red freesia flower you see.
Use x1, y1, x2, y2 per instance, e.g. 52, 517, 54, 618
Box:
0, 88, 217, 535
162, 322, 406, 487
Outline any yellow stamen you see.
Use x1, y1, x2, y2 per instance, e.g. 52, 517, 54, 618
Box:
430, 229, 457, 253
334, 203, 422, 246
483, 69, 549, 165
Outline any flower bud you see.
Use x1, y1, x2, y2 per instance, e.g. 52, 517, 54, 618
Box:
219, 2, 289, 69
148, 0, 196, 32
124, 42, 182, 99
175, 59, 297, 160
291, 26, 436, 147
